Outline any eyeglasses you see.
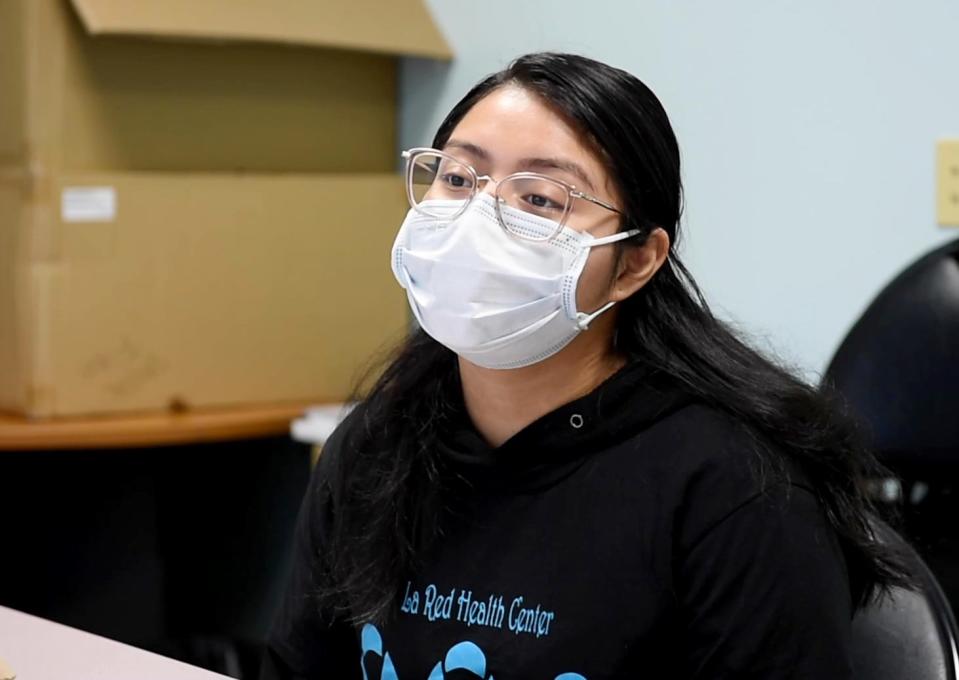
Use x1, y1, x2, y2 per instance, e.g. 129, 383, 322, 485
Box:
402, 147, 622, 242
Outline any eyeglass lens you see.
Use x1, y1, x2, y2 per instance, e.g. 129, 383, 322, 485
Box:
407, 151, 572, 238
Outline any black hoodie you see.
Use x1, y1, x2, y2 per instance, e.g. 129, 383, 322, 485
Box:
264, 362, 853, 679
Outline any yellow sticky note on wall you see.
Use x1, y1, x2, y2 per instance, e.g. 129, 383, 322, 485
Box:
937, 139, 959, 226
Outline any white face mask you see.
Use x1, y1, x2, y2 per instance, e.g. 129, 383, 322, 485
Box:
390, 194, 640, 369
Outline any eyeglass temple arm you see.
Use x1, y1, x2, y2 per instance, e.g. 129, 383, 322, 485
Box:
572, 190, 622, 215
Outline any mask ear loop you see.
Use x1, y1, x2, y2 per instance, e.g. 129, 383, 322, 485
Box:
573, 228, 642, 330
576, 301, 616, 330
589, 228, 641, 247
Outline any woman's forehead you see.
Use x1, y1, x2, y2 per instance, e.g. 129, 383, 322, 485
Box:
446, 86, 608, 183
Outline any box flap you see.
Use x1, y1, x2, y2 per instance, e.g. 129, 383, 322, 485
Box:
69, 0, 452, 60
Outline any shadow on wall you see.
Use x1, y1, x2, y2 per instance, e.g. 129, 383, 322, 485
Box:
398, 57, 454, 159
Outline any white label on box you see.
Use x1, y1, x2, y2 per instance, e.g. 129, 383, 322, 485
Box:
61, 187, 117, 223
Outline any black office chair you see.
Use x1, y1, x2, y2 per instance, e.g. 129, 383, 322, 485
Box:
824, 237, 959, 608
852, 522, 959, 680
824, 237, 959, 469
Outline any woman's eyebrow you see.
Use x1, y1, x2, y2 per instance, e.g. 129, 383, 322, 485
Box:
516, 156, 595, 191
443, 140, 596, 191
443, 140, 489, 160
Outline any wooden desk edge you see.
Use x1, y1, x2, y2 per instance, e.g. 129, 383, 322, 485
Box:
0, 402, 320, 450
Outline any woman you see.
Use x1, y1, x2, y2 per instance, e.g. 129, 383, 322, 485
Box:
264, 53, 906, 679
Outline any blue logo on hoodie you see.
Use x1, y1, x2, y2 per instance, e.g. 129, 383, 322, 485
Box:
360, 624, 586, 680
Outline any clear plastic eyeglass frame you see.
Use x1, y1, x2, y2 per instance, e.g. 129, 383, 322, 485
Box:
402, 147, 623, 242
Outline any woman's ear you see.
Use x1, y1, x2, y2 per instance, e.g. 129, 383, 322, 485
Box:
609, 228, 670, 301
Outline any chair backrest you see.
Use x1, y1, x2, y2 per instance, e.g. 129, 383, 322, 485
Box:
851, 524, 959, 680
823, 238, 959, 468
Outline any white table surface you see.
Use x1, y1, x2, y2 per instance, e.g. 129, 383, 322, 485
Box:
0, 605, 231, 680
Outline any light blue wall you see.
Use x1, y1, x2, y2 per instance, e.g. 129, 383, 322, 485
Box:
399, 1, 959, 380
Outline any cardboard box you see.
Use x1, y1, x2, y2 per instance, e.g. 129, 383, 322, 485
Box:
0, 0, 451, 417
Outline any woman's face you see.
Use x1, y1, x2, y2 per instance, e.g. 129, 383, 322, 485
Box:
441, 85, 626, 316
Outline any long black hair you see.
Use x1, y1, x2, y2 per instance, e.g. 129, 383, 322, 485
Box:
321, 52, 908, 625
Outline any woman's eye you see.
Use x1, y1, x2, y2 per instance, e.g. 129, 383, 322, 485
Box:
524, 194, 562, 211
440, 173, 473, 189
